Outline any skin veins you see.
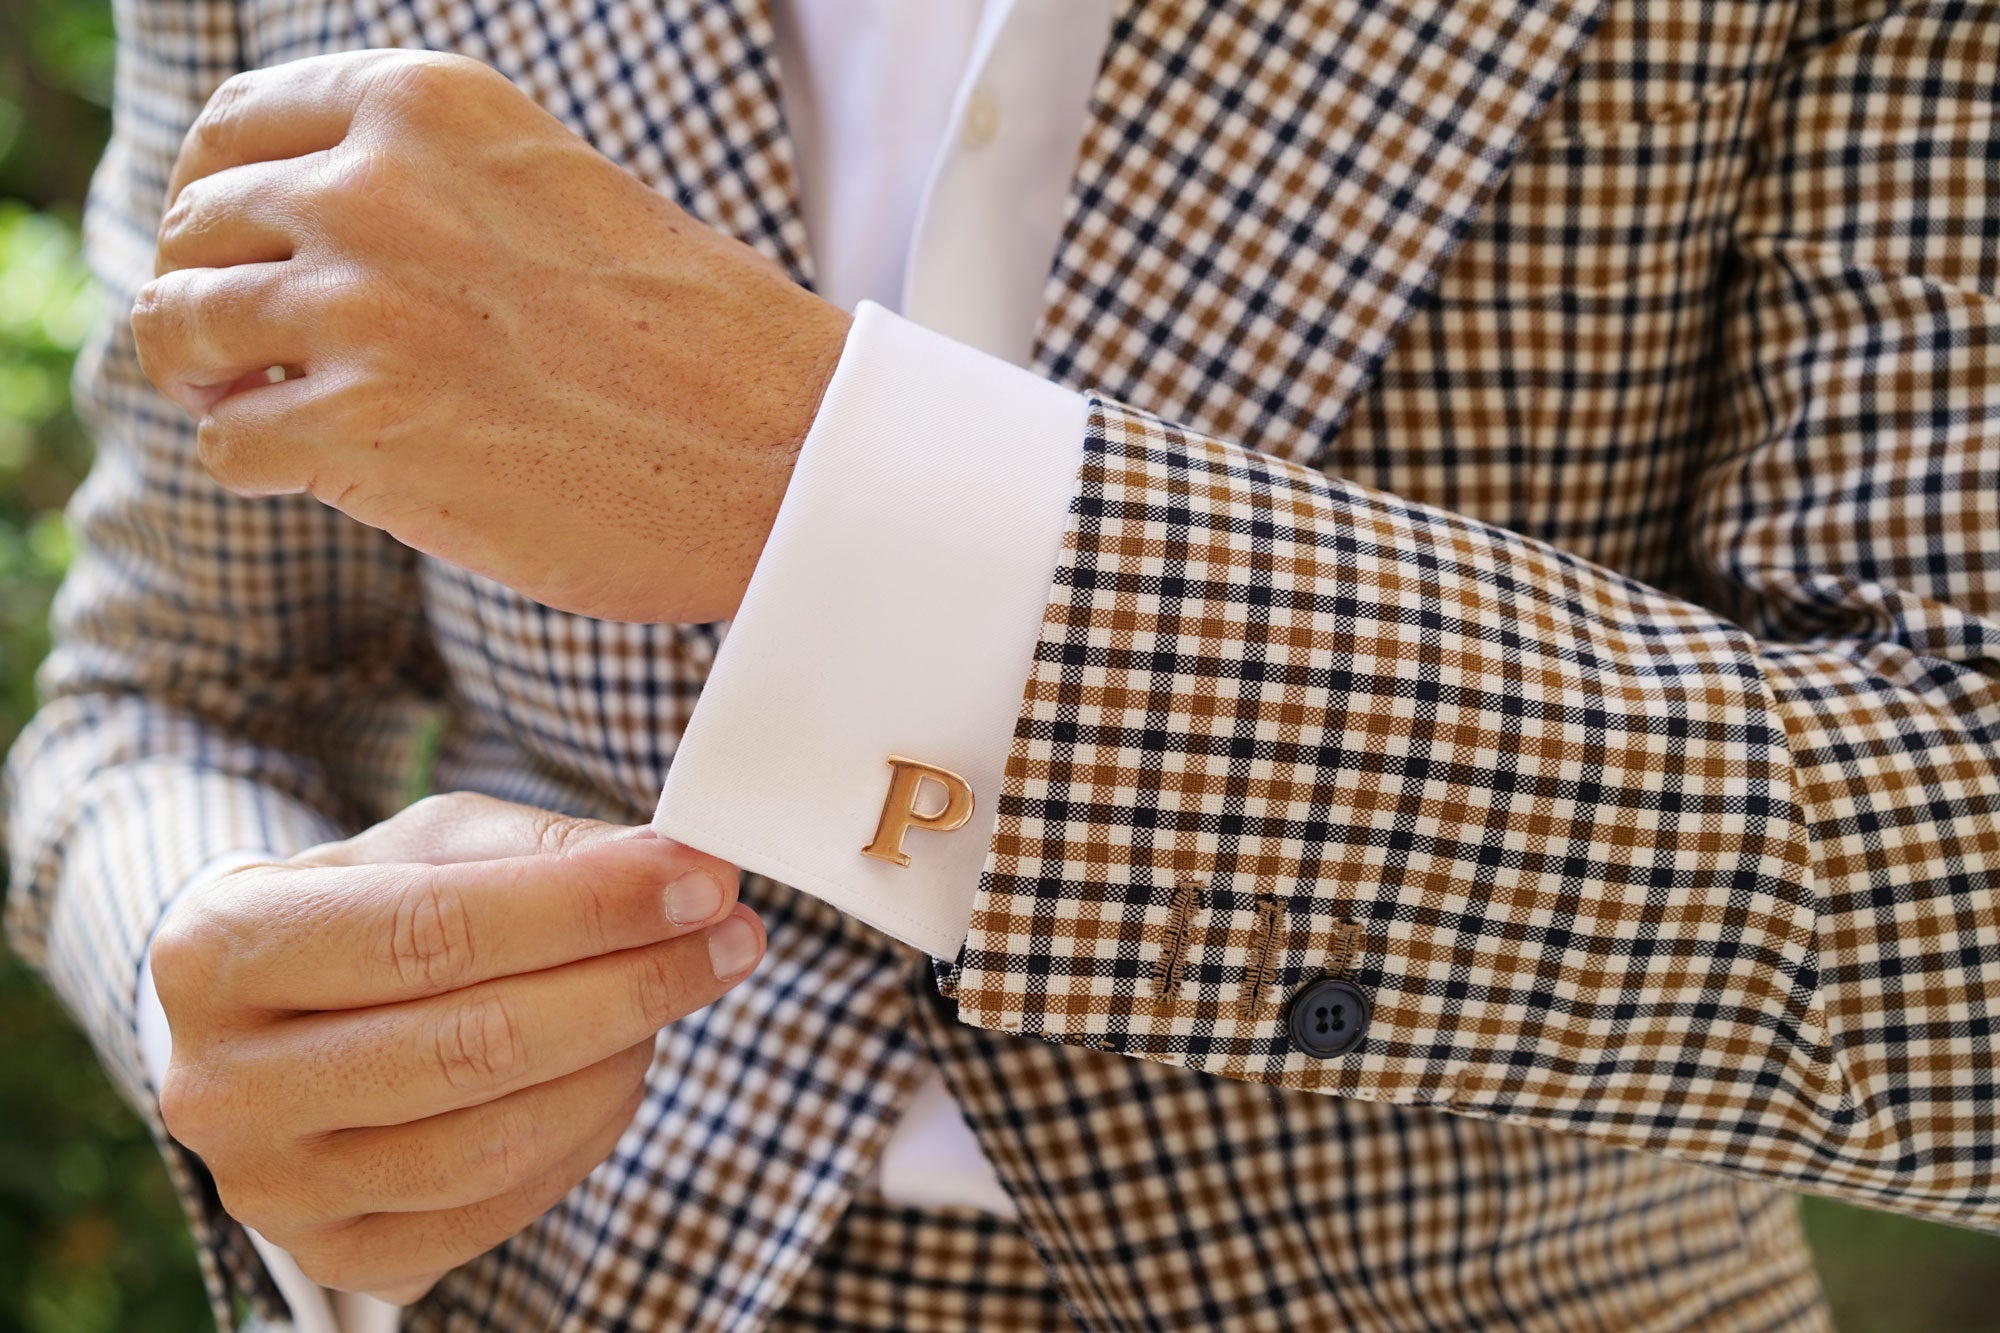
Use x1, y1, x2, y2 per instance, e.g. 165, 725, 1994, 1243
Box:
134, 47, 854, 627
129, 50, 837, 1300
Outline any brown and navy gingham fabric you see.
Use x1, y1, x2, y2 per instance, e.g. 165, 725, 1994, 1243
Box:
5, 0, 1994, 1326
764, 1187, 1078, 1333
955, 0, 2000, 1232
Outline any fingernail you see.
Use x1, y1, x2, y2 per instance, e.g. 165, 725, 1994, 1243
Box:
707, 916, 760, 979
665, 871, 724, 926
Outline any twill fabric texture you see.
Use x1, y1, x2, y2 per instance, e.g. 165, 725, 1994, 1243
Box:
8, 0, 1996, 1331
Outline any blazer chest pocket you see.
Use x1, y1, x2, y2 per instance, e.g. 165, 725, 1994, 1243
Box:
1456, 76, 1758, 303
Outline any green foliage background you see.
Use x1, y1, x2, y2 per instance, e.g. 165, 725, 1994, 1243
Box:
1, 7, 219, 1330
0, 4, 1993, 1330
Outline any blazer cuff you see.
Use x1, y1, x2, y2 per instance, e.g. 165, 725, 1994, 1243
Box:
655, 301, 1085, 958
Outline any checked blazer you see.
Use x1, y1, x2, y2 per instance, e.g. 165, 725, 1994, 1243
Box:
8, 0, 1999, 1327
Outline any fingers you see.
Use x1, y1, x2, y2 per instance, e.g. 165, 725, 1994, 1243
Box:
197, 832, 741, 1011
168, 53, 392, 207
292, 1085, 638, 1299
269, 905, 763, 1130
131, 262, 312, 415
157, 154, 315, 276
306, 1039, 652, 1214
168, 50, 506, 207
292, 792, 655, 868
191, 365, 349, 496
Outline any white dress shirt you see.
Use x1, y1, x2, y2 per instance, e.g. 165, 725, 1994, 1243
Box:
136, 2, 1112, 1328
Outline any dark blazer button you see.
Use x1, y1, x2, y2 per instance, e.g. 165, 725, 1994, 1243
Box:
1286, 978, 1370, 1057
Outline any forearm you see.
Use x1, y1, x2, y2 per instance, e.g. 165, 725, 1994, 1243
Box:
658, 319, 2000, 1228
982, 400, 1995, 1215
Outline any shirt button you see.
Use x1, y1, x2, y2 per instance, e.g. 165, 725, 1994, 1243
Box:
960, 87, 1000, 150
1285, 978, 1370, 1058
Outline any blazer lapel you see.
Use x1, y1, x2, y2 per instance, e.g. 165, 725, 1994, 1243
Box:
1033, 0, 1609, 460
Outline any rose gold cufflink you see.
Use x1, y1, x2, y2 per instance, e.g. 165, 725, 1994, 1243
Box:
861, 756, 974, 867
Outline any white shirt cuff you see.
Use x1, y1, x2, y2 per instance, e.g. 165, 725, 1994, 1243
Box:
654, 301, 1085, 958
138, 853, 403, 1333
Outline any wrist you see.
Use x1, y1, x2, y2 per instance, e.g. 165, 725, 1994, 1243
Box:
712, 288, 853, 621
655, 303, 1090, 957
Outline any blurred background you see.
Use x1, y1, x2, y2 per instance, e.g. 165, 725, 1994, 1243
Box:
0, 3, 1995, 1331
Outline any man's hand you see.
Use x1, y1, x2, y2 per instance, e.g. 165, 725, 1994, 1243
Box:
149, 793, 763, 1302
132, 49, 852, 624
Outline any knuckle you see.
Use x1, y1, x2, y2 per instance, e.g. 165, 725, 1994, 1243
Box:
195, 414, 253, 491
270, 1147, 344, 1224
311, 260, 373, 322
197, 273, 272, 339
417, 790, 476, 815
192, 73, 254, 153
288, 1223, 366, 1291
156, 182, 203, 248
463, 1111, 541, 1195
129, 278, 189, 355
156, 1064, 222, 1150
569, 873, 614, 957
154, 864, 281, 1006
210, 1172, 267, 1229
431, 994, 524, 1091
148, 913, 219, 1001
305, 1124, 404, 1214
629, 944, 691, 1028
379, 50, 489, 103
393, 792, 453, 830
388, 868, 478, 992
213, 1169, 310, 1240
321, 143, 405, 224
408, 790, 493, 828
392, 56, 454, 102
289, 1244, 339, 1288
157, 174, 239, 257
533, 812, 594, 858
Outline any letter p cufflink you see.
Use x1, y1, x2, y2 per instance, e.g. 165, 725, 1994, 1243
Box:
861, 756, 974, 867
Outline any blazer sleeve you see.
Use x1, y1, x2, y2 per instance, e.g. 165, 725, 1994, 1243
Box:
947, 0, 2000, 1233
1, 0, 440, 1321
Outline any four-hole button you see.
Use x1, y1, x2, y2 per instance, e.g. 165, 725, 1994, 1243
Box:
1286, 977, 1370, 1058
